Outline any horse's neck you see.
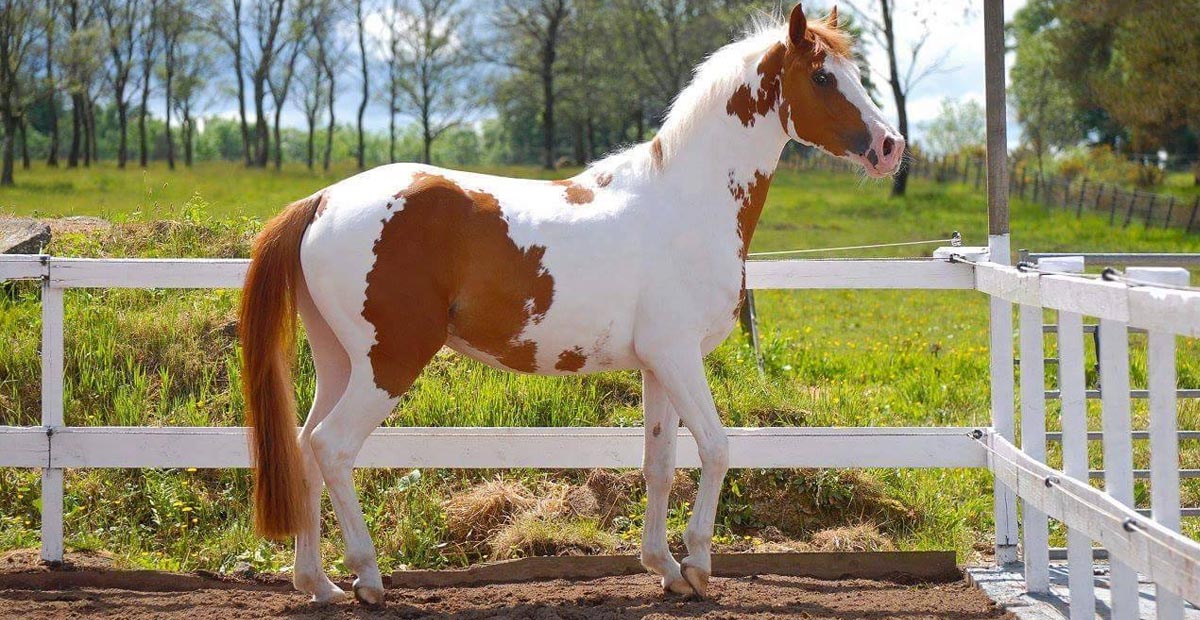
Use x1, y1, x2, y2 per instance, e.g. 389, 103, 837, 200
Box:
649, 98, 789, 245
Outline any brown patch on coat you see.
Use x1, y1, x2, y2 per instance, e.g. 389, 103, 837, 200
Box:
362, 173, 555, 395
555, 347, 587, 372
595, 172, 613, 188
650, 137, 664, 171
727, 43, 787, 128
652, 423, 662, 438
729, 171, 774, 260
551, 179, 595, 205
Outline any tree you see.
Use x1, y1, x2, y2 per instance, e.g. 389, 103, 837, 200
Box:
391, 0, 477, 165
160, 0, 196, 170
210, 0, 252, 166
354, 0, 370, 169
0, 0, 41, 185
1010, 8, 1080, 173
136, 0, 160, 168
43, 1, 61, 167
493, 0, 571, 170
61, 0, 103, 168
266, 0, 306, 170
845, 0, 957, 197
99, 0, 141, 168
294, 38, 328, 170
920, 98, 985, 157
247, 0, 289, 167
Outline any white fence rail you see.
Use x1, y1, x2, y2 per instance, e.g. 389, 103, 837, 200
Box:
0, 254, 983, 567
975, 257, 1200, 619
3, 252, 1199, 620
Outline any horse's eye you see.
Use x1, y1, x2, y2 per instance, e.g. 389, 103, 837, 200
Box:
813, 70, 832, 86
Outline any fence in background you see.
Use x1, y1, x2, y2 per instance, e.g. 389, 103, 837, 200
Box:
788, 154, 1200, 233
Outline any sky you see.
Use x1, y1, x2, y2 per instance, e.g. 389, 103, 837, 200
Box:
210, 1, 1029, 150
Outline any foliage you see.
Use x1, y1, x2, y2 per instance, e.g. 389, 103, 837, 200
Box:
919, 98, 985, 157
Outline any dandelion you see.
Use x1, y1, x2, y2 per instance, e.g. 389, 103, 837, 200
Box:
186, 468, 197, 473
182, 506, 193, 512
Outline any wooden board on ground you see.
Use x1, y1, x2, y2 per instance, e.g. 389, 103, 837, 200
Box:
388, 552, 959, 588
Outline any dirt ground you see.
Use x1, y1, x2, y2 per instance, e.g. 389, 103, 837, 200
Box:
0, 551, 1014, 620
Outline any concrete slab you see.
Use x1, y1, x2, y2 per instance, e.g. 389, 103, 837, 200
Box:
968, 563, 1200, 620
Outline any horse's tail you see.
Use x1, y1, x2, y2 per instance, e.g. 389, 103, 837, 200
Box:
239, 194, 321, 539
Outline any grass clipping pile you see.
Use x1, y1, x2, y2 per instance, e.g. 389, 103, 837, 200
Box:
442, 468, 920, 562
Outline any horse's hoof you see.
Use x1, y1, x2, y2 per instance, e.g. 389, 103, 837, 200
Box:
680, 559, 710, 599
352, 580, 385, 606
310, 585, 348, 604
662, 574, 696, 596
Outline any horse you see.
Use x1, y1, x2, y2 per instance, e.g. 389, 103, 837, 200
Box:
238, 3, 904, 605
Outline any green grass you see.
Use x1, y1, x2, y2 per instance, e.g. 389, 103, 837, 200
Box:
0, 160, 1197, 574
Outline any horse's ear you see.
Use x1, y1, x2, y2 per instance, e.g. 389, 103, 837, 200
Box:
788, 3, 808, 49
829, 5, 839, 26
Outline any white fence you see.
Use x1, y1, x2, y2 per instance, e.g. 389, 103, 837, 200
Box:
1, 251, 1199, 619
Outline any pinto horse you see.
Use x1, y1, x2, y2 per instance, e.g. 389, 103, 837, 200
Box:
239, 3, 903, 605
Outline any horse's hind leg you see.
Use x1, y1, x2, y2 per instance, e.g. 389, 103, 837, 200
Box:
292, 283, 350, 602
309, 315, 446, 605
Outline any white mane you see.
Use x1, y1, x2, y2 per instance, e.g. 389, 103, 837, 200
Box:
590, 17, 787, 177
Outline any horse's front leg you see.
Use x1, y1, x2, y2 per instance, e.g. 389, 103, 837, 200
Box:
641, 370, 693, 595
639, 345, 729, 599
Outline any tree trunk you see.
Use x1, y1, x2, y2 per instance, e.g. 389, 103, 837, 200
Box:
306, 115, 315, 170
183, 108, 194, 166
117, 102, 129, 168
19, 118, 29, 169
254, 82, 269, 167
86, 97, 97, 166
323, 68, 335, 171
2, 116, 16, 186
165, 66, 175, 170
68, 94, 81, 168
542, 62, 555, 170
46, 81, 59, 167
232, 2, 251, 167
388, 109, 396, 163
356, 0, 368, 170
880, 0, 908, 198
139, 83, 151, 168
422, 107, 432, 165
273, 108, 284, 170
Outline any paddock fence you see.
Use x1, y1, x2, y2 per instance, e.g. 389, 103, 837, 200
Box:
787, 154, 1200, 233
2, 251, 1199, 620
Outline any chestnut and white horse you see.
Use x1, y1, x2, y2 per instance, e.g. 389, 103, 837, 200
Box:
239, 3, 903, 605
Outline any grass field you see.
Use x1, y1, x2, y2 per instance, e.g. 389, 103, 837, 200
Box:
1, 160, 1198, 575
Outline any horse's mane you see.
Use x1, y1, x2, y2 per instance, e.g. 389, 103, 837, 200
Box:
591, 11, 850, 177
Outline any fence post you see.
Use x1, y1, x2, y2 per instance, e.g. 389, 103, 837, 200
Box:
1187, 197, 1200, 233
1093, 183, 1104, 214
1018, 282, 1050, 593
1098, 317, 1138, 620
1032, 173, 1041, 203
1110, 189, 1122, 225
1123, 192, 1138, 228
1055, 257, 1096, 620
1144, 194, 1157, 228
40, 278, 65, 564
1163, 196, 1176, 229
1133, 267, 1189, 620
1076, 179, 1087, 217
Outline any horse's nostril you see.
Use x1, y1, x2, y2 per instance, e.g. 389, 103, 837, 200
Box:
882, 136, 895, 157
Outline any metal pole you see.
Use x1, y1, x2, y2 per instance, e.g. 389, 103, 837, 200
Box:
984, 0, 1017, 567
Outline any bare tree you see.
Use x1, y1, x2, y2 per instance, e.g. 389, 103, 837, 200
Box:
99, 0, 140, 168
44, 1, 61, 167
210, 0, 252, 166
136, 0, 160, 168
267, 0, 306, 170
846, 0, 956, 197
246, 0, 289, 167
354, 0, 370, 169
159, 0, 194, 170
294, 40, 328, 170
61, 0, 103, 168
391, 0, 476, 165
0, 0, 40, 184
494, 0, 571, 170
384, 0, 401, 162
171, 35, 210, 167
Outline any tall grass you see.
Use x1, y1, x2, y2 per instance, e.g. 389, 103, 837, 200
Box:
0, 162, 1197, 573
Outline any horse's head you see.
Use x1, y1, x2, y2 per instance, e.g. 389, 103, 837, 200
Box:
775, 4, 904, 178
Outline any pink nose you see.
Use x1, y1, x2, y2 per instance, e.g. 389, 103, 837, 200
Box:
866, 131, 905, 173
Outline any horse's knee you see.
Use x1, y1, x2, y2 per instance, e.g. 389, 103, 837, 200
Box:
309, 425, 352, 471
698, 431, 729, 473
